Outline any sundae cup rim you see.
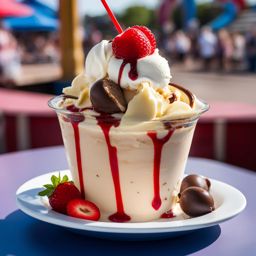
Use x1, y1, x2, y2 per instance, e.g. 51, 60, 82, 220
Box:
48, 95, 209, 126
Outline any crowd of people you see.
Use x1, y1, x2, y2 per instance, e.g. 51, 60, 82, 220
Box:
0, 22, 60, 87
164, 26, 256, 72
0, 23, 21, 86
1, 20, 256, 87
17, 32, 60, 65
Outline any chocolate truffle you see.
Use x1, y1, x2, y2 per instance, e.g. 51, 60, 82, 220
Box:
180, 174, 211, 193
179, 186, 215, 217
90, 79, 127, 114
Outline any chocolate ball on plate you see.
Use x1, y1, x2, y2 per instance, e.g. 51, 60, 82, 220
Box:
180, 174, 211, 193
179, 186, 215, 217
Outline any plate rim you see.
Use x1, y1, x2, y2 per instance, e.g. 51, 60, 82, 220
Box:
16, 170, 247, 234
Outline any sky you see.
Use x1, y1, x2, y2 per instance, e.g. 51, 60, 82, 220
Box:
77, 0, 163, 16
43, 0, 256, 16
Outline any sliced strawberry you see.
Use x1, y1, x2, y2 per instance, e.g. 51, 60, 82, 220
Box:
132, 26, 156, 54
38, 174, 82, 214
67, 199, 100, 221
112, 27, 151, 60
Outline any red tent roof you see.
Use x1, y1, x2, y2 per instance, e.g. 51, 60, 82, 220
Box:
0, 0, 33, 18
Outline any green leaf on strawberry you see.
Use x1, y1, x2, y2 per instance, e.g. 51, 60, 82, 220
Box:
38, 173, 70, 198
43, 184, 54, 189
38, 189, 50, 197
51, 175, 59, 187
62, 175, 69, 183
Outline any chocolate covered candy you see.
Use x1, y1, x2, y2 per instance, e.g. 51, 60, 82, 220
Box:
90, 79, 127, 114
180, 174, 211, 193
179, 186, 214, 217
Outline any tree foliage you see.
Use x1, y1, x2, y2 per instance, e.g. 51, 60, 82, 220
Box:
119, 6, 156, 28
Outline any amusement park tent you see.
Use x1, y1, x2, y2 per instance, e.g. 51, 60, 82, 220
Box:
3, 0, 58, 31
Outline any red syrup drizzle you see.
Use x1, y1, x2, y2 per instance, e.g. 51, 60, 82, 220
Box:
71, 120, 85, 198
147, 130, 175, 210
96, 113, 131, 222
64, 105, 93, 198
66, 105, 93, 112
161, 209, 176, 219
118, 59, 138, 86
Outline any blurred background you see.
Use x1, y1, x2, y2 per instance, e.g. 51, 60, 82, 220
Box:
0, 0, 256, 170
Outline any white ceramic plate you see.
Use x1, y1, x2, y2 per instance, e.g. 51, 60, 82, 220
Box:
16, 170, 246, 240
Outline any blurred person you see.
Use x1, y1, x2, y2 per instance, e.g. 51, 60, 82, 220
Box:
232, 32, 246, 71
33, 35, 47, 63
90, 25, 103, 45
218, 29, 234, 72
43, 34, 60, 63
20, 34, 37, 64
175, 30, 191, 62
0, 22, 21, 87
198, 27, 217, 71
187, 19, 200, 59
165, 32, 177, 61
20, 34, 46, 64
160, 21, 175, 50
43, 41, 59, 63
246, 27, 256, 72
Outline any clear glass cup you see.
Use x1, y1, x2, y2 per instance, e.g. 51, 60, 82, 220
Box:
49, 95, 209, 222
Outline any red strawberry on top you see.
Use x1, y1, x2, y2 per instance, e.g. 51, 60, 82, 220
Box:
133, 26, 156, 54
38, 174, 82, 214
112, 26, 156, 60
67, 199, 100, 221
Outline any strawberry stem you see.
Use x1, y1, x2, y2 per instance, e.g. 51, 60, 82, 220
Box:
101, 0, 123, 34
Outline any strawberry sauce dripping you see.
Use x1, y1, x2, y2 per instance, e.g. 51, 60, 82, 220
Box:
72, 121, 85, 198
67, 105, 80, 112
66, 105, 93, 112
65, 105, 90, 198
128, 60, 138, 80
161, 209, 175, 219
118, 60, 138, 86
147, 130, 175, 210
96, 113, 131, 222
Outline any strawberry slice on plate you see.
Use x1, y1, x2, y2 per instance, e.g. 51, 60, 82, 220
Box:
67, 199, 101, 221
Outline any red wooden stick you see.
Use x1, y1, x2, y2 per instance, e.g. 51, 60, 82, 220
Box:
101, 0, 123, 34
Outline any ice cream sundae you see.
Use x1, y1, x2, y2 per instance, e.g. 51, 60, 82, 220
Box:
46, 0, 210, 222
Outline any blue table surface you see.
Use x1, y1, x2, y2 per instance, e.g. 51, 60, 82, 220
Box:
0, 146, 255, 256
